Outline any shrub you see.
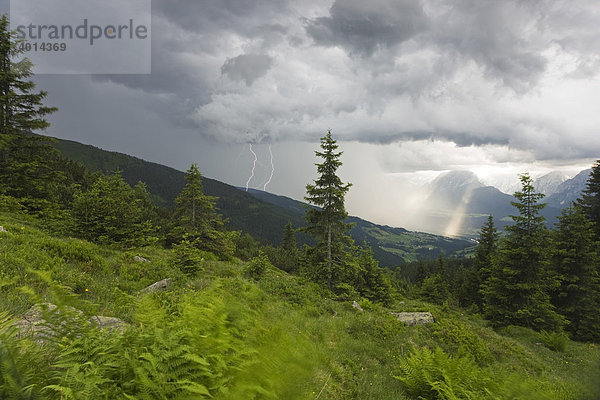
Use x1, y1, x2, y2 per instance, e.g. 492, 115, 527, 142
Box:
333, 282, 358, 301
258, 275, 324, 307
347, 310, 404, 341
538, 330, 569, 352
419, 274, 452, 305
38, 237, 105, 268
0, 195, 24, 213
431, 319, 492, 365
358, 298, 376, 311
171, 238, 214, 275
245, 252, 272, 280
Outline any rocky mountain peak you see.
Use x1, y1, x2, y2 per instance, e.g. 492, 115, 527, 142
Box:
430, 170, 484, 191
534, 171, 569, 196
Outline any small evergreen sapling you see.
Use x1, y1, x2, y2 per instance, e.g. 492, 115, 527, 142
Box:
171, 164, 234, 257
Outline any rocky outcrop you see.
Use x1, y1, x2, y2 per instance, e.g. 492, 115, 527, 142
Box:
134, 255, 150, 263
139, 278, 172, 294
16, 303, 128, 341
391, 312, 434, 326
89, 315, 128, 332
352, 301, 364, 312
0, 226, 7, 233
15, 303, 82, 340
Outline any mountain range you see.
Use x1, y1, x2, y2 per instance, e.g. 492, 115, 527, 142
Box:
416, 169, 591, 237
534, 171, 569, 196
545, 169, 591, 208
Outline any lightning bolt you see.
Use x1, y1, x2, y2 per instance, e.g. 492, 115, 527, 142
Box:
245, 143, 257, 192
262, 144, 275, 191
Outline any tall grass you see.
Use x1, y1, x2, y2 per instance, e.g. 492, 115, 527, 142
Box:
1, 211, 600, 399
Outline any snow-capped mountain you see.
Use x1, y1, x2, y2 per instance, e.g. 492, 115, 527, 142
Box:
419, 169, 590, 237
534, 171, 569, 196
426, 170, 484, 208
546, 169, 591, 208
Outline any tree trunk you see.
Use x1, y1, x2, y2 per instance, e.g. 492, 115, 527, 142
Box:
327, 224, 332, 290
192, 193, 196, 227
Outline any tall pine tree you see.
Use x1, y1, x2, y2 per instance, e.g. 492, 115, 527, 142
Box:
551, 205, 600, 341
482, 173, 563, 331
468, 215, 499, 308
304, 130, 353, 290
578, 160, 600, 240
0, 15, 59, 209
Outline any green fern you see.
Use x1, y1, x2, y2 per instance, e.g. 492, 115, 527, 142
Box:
394, 347, 496, 400
121, 296, 217, 399
0, 312, 38, 400
42, 314, 121, 398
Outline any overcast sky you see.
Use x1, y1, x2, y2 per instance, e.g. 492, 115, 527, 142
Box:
5, 0, 600, 230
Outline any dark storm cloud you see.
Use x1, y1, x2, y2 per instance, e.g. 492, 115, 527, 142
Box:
306, 0, 549, 91
87, 0, 295, 133
22, 0, 600, 162
354, 130, 510, 147
152, 0, 291, 37
306, 0, 428, 56
428, 0, 549, 92
221, 54, 273, 86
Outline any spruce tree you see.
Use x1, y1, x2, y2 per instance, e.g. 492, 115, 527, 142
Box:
482, 173, 563, 331
281, 221, 297, 252
71, 172, 154, 246
0, 15, 59, 209
470, 215, 499, 308
276, 221, 299, 273
455, 263, 479, 307
415, 260, 428, 284
172, 164, 233, 256
552, 205, 600, 341
304, 130, 353, 289
578, 160, 600, 240
419, 273, 451, 305
174, 164, 219, 230
0, 15, 55, 139
356, 245, 392, 304
433, 255, 449, 281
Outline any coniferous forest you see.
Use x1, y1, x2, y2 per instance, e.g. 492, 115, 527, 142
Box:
1, 13, 600, 400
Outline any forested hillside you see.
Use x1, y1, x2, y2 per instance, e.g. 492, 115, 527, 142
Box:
53, 137, 474, 266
